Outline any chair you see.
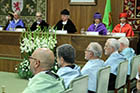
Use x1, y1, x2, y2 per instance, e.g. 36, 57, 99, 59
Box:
96, 66, 111, 93
127, 55, 140, 93
69, 75, 88, 93
108, 60, 128, 93
62, 88, 73, 93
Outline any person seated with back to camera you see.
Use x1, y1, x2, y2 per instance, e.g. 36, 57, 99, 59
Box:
23, 48, 65, 93
104, 38, 126, 90
56, 44, 81, 89
118, 37, 136, 76
81, 42, 104, 93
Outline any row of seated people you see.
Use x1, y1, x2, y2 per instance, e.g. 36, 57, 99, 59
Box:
3, 9, 134, 37
22, 37, 136, 93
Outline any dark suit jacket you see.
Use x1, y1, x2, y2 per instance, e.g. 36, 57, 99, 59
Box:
30, 20, 49, 31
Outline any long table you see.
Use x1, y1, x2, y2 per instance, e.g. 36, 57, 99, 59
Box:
0, 31, 138, 72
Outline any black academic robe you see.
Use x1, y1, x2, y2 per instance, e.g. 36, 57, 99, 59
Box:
55, 19, 77, 33
3, 21, 10, 30
30, 20, 49, 31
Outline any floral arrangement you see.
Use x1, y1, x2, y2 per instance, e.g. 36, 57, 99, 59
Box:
16, 27, 59, 79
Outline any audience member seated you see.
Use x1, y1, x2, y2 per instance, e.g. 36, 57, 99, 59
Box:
118, 37, 136, 75
87, 12, 107, 35
55, 9, 77, 33
23, 48, 65, 93
30, 12, 49, 31
104, 38, 125, 90
81, 42, 104, 93
56, 44, 81, 88
6, 12, 25, 31
112, 13, 134, 37
3, 12, 14, 30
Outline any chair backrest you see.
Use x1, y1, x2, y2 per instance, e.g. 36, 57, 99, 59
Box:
69, 75, 88, 93
130, 55, 140, 80
96, 66, 111, 93
63, 88, 73, 93
115, 60, 128, 89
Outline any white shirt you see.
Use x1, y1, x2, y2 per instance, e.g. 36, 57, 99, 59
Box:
62, 20, 68, 25
136, 73, 140, 80
120, 23, 126, 27
14, 19, 19, 24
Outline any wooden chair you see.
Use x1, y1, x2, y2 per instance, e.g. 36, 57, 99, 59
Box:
69, 75, 88, 93
127, 55, 140, 93
96, 66, 111, 93
108, 60, 128, 93
63, 88, 73, 93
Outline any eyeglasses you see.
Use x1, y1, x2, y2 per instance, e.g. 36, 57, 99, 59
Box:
85, 49, 93, 52
28, 56, 38, 61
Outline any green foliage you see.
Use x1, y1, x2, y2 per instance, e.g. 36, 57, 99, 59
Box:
16, 26, 59, 79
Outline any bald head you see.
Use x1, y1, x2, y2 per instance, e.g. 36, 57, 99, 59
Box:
36, 12, 42, 21
32, 48, 54, 69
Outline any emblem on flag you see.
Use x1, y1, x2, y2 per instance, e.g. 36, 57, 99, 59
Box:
12, 0, 23, 13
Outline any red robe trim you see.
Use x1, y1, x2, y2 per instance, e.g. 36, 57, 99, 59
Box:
112, 24, 134, 37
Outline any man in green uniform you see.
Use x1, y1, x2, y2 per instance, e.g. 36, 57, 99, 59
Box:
23, 48, 65, 93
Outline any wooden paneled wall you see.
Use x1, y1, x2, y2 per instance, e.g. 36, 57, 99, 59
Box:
47, 0, 123, 33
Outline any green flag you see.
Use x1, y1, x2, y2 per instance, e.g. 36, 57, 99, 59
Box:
102, 0, 113, 32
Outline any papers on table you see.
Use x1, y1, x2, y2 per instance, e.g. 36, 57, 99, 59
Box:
86, 32, 99, 35
15, 28, 26, 32
111, 33, 126, 37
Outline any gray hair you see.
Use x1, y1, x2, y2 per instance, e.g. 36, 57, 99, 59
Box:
56, 44, 76, 64
107, 38, 120, 51
118, 37, 129, 47
89, 42, 103, 58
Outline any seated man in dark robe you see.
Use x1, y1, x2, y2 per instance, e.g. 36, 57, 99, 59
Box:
6, 12, 25, 31
55, 9, 77, 33
30, 12, 49, 31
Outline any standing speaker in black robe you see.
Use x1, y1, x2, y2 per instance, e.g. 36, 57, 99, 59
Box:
55, 9, 77, 33
30, 12, 49, 31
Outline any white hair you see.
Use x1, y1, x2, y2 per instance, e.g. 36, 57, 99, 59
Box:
36, 12, 42, 16
89, 42, 103, 58
118, 37, 129, 47
107, 38, 120, 51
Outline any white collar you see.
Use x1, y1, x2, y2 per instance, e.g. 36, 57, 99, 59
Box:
95, 23, 99, 25
37, 21, 41, 25
29, 70, 49, 81
111, 51, 119, 55
120, 23, 126, 27
62, 20, 68, 25
14, 19, 19, 24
